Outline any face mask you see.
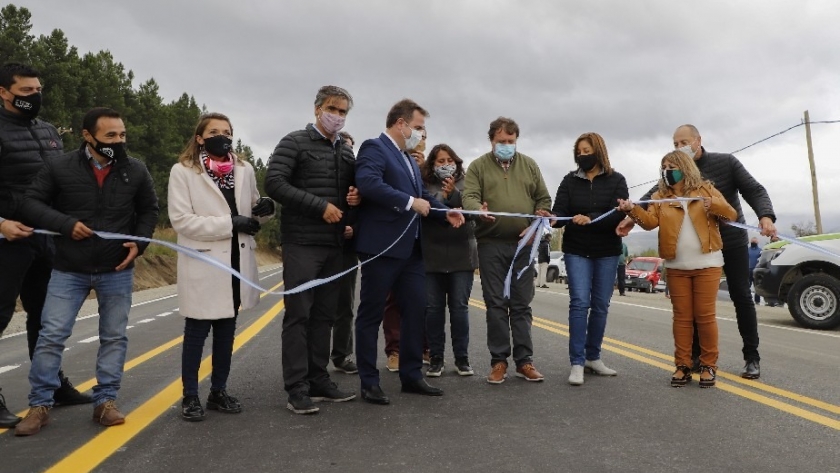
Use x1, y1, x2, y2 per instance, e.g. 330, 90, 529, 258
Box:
10, 91, 42, 119
318, 110, 345, 135
207, 156, 234, 174
494, 143, 516, 162
434, 164, 457, 180
575, 154, 598, 172
92, 140, 127, 161
750, 242, 758, 248
661, 168, 684, 186
204, 134, 232, 158
403, 126, 424, 151
677, 143, 695, 159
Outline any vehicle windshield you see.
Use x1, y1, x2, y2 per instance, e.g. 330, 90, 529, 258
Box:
628, 260, 657, 271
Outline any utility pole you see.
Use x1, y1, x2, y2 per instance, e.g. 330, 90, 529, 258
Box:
804, 110, 823, 234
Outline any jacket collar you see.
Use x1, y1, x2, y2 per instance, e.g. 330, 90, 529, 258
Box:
0, 106, 35, 126
306, 123, 340, 146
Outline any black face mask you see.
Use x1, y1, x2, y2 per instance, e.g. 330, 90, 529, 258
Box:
9, 92, 42, 119
204, 135, 233, 157
661, 169, 684, 187
750, 242, 758, 248
92, 140, 128, 161
575, 154, 598, 172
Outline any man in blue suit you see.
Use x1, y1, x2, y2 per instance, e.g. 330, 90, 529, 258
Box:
354, 99, 464, 404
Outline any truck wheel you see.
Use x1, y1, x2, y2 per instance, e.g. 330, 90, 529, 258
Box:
787, 273, 840, 330
547, 268, 558, 283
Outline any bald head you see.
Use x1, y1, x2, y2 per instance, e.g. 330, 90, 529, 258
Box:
673, 124, 702, 160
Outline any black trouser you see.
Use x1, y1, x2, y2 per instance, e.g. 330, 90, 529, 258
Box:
692, 245, 760, 362
181, 315, 238, 397
331, 250, 358, 364
281, 244, 342, 395
616, 264, 626, 295
0, 234, 54, 358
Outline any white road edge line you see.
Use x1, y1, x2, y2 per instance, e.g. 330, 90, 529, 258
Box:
78, 336, 99, 344
0, 365, 21, 374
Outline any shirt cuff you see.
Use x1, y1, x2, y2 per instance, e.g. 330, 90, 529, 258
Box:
406, 197, 414, 212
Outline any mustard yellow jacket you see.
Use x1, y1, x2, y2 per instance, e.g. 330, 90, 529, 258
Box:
627, 183, 737, 260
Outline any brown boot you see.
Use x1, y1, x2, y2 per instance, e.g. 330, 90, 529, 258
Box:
14, 406, 50, 437
486, 361, 508, 384
93, 400, 125, 426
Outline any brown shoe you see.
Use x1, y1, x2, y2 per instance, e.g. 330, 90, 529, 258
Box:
93, 400, 125, 426
515, 363, 545, 382
14, 406, 50, 437
386, 353, 399, 372
487, 362, 508, 384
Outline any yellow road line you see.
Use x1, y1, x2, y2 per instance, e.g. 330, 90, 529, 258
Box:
469, 299, 840, 430
46, 297, 286, 473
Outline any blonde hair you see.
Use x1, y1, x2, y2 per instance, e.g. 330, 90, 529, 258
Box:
573, 132, 613, 174
657, 150, 709, 195
178, 113, 241, 172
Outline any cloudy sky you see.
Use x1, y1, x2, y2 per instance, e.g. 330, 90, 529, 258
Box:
29, 0, 840, 247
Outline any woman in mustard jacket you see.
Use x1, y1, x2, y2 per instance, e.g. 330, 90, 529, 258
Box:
617, 150, 736, 388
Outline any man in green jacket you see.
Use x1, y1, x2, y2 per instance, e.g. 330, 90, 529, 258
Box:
462, 117, 552, 384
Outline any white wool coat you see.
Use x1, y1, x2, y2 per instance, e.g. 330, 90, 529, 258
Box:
168, 158, 270, 319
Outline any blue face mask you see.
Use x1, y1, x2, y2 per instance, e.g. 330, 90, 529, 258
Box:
494, 143, 516, 162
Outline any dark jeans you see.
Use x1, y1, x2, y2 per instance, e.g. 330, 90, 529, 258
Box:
281, 244, 342, 394
616, 264, 626, 295
477, 242, 535, 367
0, 234, 54, 358
425, 271, 473, 360
331, 250, 358, 364
692, 245, 760, 362
181, 315, 237, 397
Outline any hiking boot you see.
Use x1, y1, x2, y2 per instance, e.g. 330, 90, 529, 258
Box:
487, 361, 508, 384
309, 383, 356, 403
386, 353, 399, 372
207, 390, 242, 413
426, 356, 444, 377
333, 358, 358, 374
53, 374, 93, 406
286, 392, 319, 414
584, 359, 618, 376
0, 388, 22, 428
14, 406, 50, 436
454, 358, 474, 376
515, 363, 545, 382
181, 395, 205, 422
92, 400, 125, 426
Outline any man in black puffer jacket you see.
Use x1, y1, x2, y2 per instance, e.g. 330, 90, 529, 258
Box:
264, 86, 359, 414
14, 107, 158, 436
619, 124, 775, 380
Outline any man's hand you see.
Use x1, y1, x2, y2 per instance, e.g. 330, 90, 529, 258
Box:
115, 242, 139, 271
518, 226, 538, 245
411, 198, 431, 216
479, 201, 496, 222
759, 217, 777, 238
616, 218, 635, 236
446, 209, 465, 228
71, 221, 94, 240
346, 186, 361, 207
0, 219, 33, 241
344, 226, 354, 239
571, 214, 591, 225
322, 202, 343, 223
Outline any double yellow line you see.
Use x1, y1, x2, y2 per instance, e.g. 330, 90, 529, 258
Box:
469, 298, 840, 431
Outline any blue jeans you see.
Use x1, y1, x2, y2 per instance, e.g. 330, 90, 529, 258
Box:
425, 271, 473, 360
565, 254, 619, 366
28, 269, 133, 407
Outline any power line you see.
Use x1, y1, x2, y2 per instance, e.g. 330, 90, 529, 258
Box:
729, 119, 840, 154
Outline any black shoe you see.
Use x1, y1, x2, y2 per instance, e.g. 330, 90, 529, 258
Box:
690, 357, 701, 374
53, 374, 93, 406
310, 383, 356, 403
741, 360, 760, 380
207, 390, 242, 413
181, 396, 205, 422
286, 392, 319, 414
0, 388, 22, 428
426, 356, 444, 377
401, 379, 443, 396
333, 358, 358, 374
454, 357, 474, 376
361, 385, 390, 405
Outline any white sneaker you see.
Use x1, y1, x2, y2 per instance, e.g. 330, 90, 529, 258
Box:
584, 359, 617, 376
568, 365, 584, 386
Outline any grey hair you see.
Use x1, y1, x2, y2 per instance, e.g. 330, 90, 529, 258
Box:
314, 85, 354, 110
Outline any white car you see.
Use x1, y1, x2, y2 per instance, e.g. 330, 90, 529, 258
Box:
547, 251, 566, 283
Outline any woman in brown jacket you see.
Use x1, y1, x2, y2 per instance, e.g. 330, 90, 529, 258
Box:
617, 150, 736, 388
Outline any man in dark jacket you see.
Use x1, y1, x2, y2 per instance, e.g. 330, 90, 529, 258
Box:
14, 107, 159, 436
0, 63, 90, 428
618, 124, 776, 379
265, 86, 359, 414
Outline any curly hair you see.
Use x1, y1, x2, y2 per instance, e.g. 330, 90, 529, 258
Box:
573, 132, 613, 175
656, 150, 709, 195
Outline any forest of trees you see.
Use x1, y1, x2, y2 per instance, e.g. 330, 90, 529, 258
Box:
0, 4, 278, 246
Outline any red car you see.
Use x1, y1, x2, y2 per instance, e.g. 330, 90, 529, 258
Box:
624, 257, 664, 293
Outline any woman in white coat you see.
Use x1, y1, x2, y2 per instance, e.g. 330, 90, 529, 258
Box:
168, 113, 274, 421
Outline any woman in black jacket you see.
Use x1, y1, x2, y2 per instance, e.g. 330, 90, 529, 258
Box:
552, 132, 628, 386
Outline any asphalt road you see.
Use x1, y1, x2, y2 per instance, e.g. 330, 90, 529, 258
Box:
0, 271, 838, 473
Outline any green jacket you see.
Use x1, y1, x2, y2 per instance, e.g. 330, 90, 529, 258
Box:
462, 152, 552, 243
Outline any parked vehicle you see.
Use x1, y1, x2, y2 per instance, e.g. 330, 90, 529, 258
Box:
624, 257, 664, 293
754, 233, 840, 330
547, 251, 566, 283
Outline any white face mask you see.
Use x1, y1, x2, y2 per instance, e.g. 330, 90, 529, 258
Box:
677, 143, 695, 159
403, 126, 424, 151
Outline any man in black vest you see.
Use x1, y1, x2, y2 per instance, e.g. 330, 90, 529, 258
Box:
0, 63, 90, 428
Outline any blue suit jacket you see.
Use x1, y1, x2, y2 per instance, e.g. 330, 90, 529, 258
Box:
355, 133, 447, 259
